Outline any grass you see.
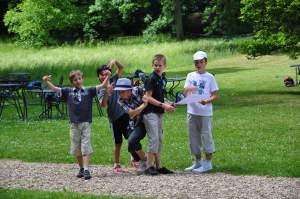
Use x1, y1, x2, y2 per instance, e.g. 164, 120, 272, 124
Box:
0, 188, 144, 199
0, 37, 299, 177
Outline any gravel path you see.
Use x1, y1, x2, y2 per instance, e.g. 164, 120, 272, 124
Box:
0, 159, 299, 199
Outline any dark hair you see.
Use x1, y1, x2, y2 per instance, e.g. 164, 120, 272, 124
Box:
96, 64, 111, 76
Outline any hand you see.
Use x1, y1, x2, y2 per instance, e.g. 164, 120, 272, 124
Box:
186, 86, 197, 93
200, 100, 209, 105
142, 95, 149, 105
103, 70, 111, 77
163, 103, 175, 112
106, 83, 113, 95
42, 75, 51, 82
108, 59, 117, 69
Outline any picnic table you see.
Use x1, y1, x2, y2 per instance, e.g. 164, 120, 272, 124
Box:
165, 76, 186, 100
290, 64, 300, 85
0, 83, 28, 120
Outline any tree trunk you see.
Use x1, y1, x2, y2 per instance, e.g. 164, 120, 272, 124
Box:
174, 0, 183, 40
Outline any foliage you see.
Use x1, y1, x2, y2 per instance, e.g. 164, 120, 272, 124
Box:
85, 0, 153, 40
4, 0, 86, 46
240, 0, 300, 58
202, 0, 252, 36
142, 0, 174, 42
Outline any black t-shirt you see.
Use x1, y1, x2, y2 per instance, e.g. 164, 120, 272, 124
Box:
97, 74, 125, 122
143, 72, 167, 114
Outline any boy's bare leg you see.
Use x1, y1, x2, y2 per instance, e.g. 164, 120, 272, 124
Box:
205, 153, 212, 161
136, 149, 145, 160
114, 143, 122, 164
146, 152, 154, 168
195, 154, 201, 161
76, 155, 83, 168
154, 153, 161, 168
82, 155, 90, 170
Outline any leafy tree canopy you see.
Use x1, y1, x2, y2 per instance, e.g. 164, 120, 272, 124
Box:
240, 0, 300, 58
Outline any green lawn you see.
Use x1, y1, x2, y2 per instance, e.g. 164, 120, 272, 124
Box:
0, 38, 299, 177
0, 188, 144, 199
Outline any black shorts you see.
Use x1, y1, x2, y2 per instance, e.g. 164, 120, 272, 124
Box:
110, 114, 130, 144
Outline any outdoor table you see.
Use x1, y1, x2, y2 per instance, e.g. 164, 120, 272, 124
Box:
0, 83, 28, 120
30, 89, 66, 119
8, 72, 31, 85
290, 64, 300, 85
166, 76, 186, 100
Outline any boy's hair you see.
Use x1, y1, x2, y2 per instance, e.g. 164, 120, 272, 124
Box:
152, 54, 166, 65
96, 64, 111, 76
69, 70, 83, 83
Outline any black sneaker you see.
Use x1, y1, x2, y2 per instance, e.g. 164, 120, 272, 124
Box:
76, 168, 84, 178
157, 167, 174, 174
144, 166, 159, 176
84, 170, 91, 180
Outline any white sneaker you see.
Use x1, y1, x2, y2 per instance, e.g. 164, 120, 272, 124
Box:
192, 160, 212, 173
184, 160, 202, 171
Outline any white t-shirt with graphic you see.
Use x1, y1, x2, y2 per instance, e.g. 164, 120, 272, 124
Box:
184, 71, 219, 116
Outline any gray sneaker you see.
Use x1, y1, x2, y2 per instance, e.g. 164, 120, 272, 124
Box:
184, 160, 202, 172
139, 160, 147, 172
192, 160, 212, 173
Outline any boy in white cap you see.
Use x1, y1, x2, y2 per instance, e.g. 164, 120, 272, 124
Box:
183, 50, 219, 173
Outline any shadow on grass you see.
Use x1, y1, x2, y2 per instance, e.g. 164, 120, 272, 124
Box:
166, 67, 255, 77
216, 88, 300, 107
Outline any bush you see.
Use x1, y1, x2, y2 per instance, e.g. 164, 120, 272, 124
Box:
4, 0, 86, 47
240, 0, 300, 59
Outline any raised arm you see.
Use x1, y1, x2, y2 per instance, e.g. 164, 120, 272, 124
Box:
96, 70, 111, 91
42, 75, 61, 93
108, 59, 124, 78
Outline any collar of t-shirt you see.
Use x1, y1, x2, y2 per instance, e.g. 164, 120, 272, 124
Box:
73, 87, 85, 102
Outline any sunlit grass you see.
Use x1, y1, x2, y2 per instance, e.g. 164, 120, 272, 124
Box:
0, 38, 299, 177
0, 188, 145, 199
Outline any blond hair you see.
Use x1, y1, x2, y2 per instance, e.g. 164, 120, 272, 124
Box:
152, 54, 166, 65
69, 70, 83, 83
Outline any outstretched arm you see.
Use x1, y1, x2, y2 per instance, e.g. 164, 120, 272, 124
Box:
42, 75, 61, 93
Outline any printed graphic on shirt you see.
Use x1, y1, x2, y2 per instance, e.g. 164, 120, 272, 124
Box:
192, 80, 206, 95
69, 89, 87, 104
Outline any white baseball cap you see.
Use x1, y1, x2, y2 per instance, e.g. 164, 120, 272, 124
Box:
193, 51, 207, 61
114, 78, 132, 91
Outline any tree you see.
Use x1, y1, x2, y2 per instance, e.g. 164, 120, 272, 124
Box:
240, 0, 300, 58
174, 0, 183, 39
202, 0, 252, 36
4, 0, 86, 46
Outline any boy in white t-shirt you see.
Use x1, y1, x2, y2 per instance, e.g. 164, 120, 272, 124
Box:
183, 51, 219, 173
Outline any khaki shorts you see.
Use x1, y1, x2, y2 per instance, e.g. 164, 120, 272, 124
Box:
70, 122, 93, 156
143, 112, 163, 153
187, 114, 215, 154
